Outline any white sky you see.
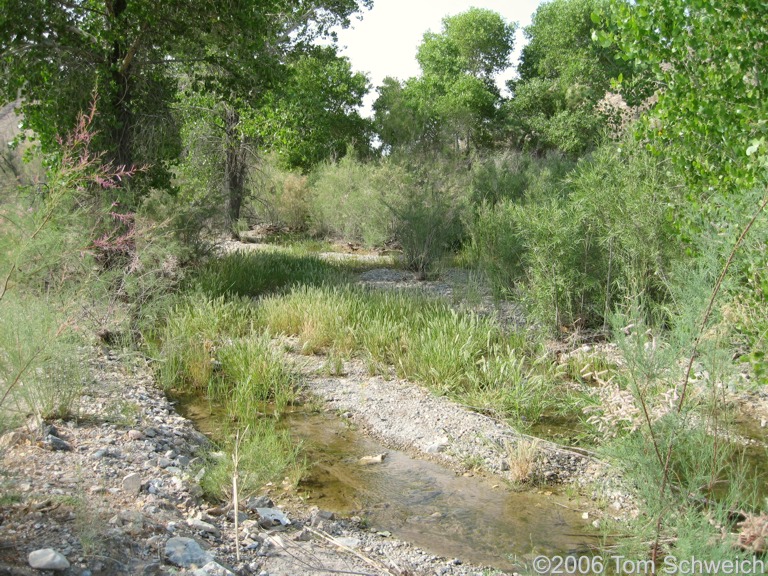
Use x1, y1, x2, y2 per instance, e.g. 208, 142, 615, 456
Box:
335, 0, 547, 115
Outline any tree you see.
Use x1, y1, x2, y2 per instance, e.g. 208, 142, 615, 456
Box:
505, 0, 633, 156
374, 8, 515, 154
607, 0, 768, 195
0, 0, 372, 193
253, 45, 371, 172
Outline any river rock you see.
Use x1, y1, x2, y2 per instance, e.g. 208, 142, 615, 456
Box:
191, 561, 236, 576
122, 472, 142, 493
188, 518, 221, 537
256, 507, 291, 527
28, 548, 70, 570
40, 434, 72, 451
165, 536, 213, 568
426, 439, 449, 454
358, 453, 387, 465
334, 537, 361, 549
245, 495, 273, 511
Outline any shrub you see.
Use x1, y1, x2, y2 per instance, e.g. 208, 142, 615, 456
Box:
308, 156, 409, 246
388, 184, 465, 279
0, 292, 85, 430
469, 140, 681, 331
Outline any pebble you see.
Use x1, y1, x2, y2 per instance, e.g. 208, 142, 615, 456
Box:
122, 472, 142, 493
193, 561, 235, 576
188, 518, 222, 537
28, 548, 70, 571
165, 536, 213, 568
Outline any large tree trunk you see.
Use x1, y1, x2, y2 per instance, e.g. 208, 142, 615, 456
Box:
224, 107, 248, 235
106, 0, 133, 171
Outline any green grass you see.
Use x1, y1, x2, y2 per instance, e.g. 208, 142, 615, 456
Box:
193, 250, 346, 298
200, 420, 306, 501
150, 294, 297, 420
256, 284, 576, 428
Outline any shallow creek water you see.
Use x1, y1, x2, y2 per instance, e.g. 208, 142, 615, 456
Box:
176, 396, 599, 572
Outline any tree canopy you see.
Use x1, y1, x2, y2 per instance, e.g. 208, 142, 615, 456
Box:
608, 0, 768, 194
374, 8, 515, 154
0, 0, 372, 189
253, 45, 371, 172
505, 0, 633, 156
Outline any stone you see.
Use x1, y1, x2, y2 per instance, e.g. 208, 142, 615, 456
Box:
334, 537, 361, 549
41, 434, 72, 451
122, 472, 142, 493
426, 440, 449, 454
256, 508, 291, 527
188, 518, 221, 537
226, 509, 249, 523
28, 548, 70, 571
143, 427, 158, 437
358, 453, 386, 465
192, 561, 235, 576
245, 495, 273, 511
165, 536, 213, 568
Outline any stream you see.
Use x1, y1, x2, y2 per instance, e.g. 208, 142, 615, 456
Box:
176, 395, 600, 572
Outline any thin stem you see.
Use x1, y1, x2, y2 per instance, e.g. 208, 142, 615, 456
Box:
651, 186, 768, 562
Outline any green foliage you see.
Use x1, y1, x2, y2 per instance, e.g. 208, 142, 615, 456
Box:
609, 0, 768, 195
0, 0, 373, 192
211, 335, 297, 417
193, 251, 343, 299
200, 420, 305, 500
506, 0, 633, 156
253, 46, 372, 172
150, 295, 254, 392
374, 8, 515, 153
388, 180, 464, 280
257, 284, 565, 426
470, 142, 680, 331
308, 155, 409, 246
0, 292, 85, 428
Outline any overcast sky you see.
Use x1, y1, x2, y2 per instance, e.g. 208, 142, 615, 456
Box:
334, 0, 546, 114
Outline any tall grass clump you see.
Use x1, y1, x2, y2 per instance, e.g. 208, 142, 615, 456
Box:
211, 333, 297, 418
309, 155, 411, 246
151, 292, 297, 417
199, 420, 305, 501
257, 284, 567, 426
150, 295, 254, 392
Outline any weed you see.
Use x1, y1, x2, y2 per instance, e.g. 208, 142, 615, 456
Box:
505, 438, 540, 483
200, 420, 306, 501
257, 284, 567, 426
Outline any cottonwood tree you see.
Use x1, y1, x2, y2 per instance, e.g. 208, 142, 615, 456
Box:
505, 0, 632, 157
0, 0, 372, 199
374, 8, 515, 154
253, 45, 372, 172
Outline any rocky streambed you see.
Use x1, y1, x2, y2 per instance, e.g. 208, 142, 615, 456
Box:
0, 345, 612, 576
